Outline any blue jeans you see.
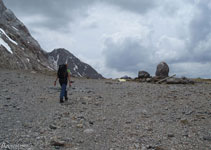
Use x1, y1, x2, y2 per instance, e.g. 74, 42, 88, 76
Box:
60, 83, 67, 99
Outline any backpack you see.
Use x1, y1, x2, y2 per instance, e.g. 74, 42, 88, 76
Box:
57, 64, 67, 79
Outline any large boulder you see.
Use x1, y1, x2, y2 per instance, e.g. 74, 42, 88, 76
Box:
138, 71, 150, 78
155, 62, 169, 77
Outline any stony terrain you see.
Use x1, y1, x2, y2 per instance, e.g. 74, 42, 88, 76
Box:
0, 69, 210, 150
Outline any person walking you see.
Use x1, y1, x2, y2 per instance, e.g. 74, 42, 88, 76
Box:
54, 64, 71, 103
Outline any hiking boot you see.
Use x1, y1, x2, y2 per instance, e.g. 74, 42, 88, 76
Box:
65, 97, 68, 101
60, 98, 64, 103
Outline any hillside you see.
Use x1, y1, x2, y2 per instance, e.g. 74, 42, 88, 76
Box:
0, 0, 51, 71
0, 69, 210, 149
0, 0, 103, 79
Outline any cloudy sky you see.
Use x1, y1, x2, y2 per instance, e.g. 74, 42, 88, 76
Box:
4, 0, 211, 78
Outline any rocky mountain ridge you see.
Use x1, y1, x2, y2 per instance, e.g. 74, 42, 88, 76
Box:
0, 0, 51, 71
0, 0, 102, 78
48, 48, 103, 79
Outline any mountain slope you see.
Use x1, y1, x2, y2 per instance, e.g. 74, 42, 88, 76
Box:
0, 0, 51, 71
0, 0, 103, 79
48, 48, 103, 79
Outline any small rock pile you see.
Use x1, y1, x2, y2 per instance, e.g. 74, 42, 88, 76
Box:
135, 62, 194, 84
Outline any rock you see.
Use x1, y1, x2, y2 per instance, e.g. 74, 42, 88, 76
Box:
180, 119, 189, 125
82, 102, 86, 105
83, 129, 94, 134
203, 136, 211, 141
50, 139, 65, 147
30, 71, 36, 74
76, 124, 83, 128
166, 78, 194, 84
49, 124, 57, 130
2, 89, 8, 92
168, 134, 175, 138
138, 71, 150, 79
155, 62, 169, 77
146, 78, 152, 82
6, 96, 11, 100
89, 121, 94, 125
125, 121, 132, 124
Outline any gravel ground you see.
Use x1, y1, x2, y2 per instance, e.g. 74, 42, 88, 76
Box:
0, 69, 210, 150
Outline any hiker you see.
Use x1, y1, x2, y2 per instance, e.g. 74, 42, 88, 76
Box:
54, 64, 71, 103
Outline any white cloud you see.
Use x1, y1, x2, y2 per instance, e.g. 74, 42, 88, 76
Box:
171, 62, 211, 78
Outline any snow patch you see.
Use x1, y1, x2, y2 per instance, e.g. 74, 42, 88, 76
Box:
12, 26, 18, 31
26, 58, 30, 62
47, 66, 54, 70
48, 54, 60, 70
73, 64, 78, 71
0, 37, 13, 54
77, 72, 82, 77
0, 28, 18, 45
84, 65, 88, 70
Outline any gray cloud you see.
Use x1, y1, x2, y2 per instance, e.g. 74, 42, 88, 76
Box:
188, 0, 211, 63
3, 0, 95, 29
3, 0, 158, 30
103, 0, 158, 14
103, 37, 154, 74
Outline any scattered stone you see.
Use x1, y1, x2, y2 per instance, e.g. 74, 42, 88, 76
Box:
203, 136, 211, 141
49, 124, 57, 130
50, 139, 65, 147
30, 71, 37, 74
166, 78, 194, 84
168, 134, 175, 138
76, 124, 83, 128
125, 121, 132, 124
138, 71, 150, 79
89, 121, 94, 125
97, 95, 103, 99
180, 119, 189, 125
146, 78, 152, 82
155, 62, 169, 77
2, 89, 8, 92
84, 129, 94, 134
146, 128, 153, 132
82, 102, 86, 105
87, 90, 93, 94
6, 97, 11, 100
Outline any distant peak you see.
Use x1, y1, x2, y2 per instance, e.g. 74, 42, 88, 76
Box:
53, 48, 73, 55
0, 0, 6, 12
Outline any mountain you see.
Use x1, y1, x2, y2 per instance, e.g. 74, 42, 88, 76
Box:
0, 0, 103, 79
0, 0, 51, 71
48, 48, 103, 79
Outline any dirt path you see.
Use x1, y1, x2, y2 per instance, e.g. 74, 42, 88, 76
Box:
0, 69, 210, 150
